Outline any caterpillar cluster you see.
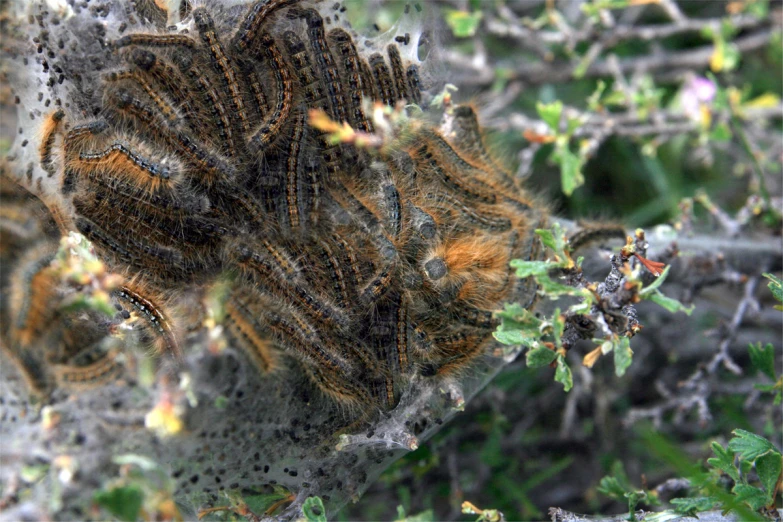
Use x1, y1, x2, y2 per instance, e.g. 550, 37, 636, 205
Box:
1, 0, 547, 417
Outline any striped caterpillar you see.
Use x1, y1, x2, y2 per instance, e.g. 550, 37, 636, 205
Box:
0, 0, 549, 516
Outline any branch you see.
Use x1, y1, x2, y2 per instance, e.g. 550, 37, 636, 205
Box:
451, 29, 773, 87
549, 507, 783, 522
485, 12, 766, 48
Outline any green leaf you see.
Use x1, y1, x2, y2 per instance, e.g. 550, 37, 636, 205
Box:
639, 265, 671, 296
444, 9, 483, 38
20, 464, 49, 483
587, 80, 607, 111
244, 485, 294, 515
746, 0, 769, 17
302, 496, 327, 522
670, 496, 720, 515
755, 452, 782, 504
552, 309, 565, 347
728, 429, 778, 461
763, 273, 783, 303
496, 304, 542, 332
748, 342, 777, 381
722, 43, 741, 71
535, 223, 568, 254
708, 441, 740, 482
613, 336, 633, 377
510, 260, 554, 278
395, 506, 435, 522
572, 51, 595, 80
565, 116, 583, 136
536, 100, 563, 132
709, 121, 732, 141
555, 145, 585, 197
647, 291, 694, 315
732, 484, 769, 510
597, 476, 627, 500
526, 345, 557, 368
535, 228, 557, 252
94, 485, 144, 522
603, 89, 628, 107
495, 304, 543, 346
493, 329, 538, 346
537, 274, 581, 296
495, 302, 528, 320
555, 354, 573, 392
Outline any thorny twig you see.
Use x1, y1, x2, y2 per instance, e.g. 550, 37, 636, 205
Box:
705, 274, 763, 375
485, 9, 765, 48
624, 272, 768, 430
450, 1, 775, 88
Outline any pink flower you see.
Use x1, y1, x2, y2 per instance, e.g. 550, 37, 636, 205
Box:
681, 76, 716, 120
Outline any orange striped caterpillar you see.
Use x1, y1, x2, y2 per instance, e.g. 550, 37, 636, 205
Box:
3, 0, 548, 418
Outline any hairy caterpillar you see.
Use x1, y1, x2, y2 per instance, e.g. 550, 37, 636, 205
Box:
0, 0, 548, 517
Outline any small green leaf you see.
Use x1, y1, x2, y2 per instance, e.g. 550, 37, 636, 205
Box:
732, 484, 769, 510
496, 304, 542, 331
613, 336, 633, 377
495, 302, 528, 320
587, 80, 607, 111
536, 100, 563, 132
94, 485, 144, 522
537, 274, 581, 296
566, 117, 583, 137
555, 145, 585, 197
597, 476, 627, 500
555, 354, 573, 392
395, 506, 435, 522
647, 291, 695, 315
572, 51, 595, 80
728, 429, 778, 461
493, 329, 538, 346
709, 121, 732, 141
510, 260, 554, 278
526, 345, 557, 368
495, 305, 543, 346
20, 464, 49, 483
244, 485, 294, 515
748, 342, 776, 381
763, 273, 783, 303
670, 496, 720, 515
722, 43, 741, 71
535, 223, 568, 254
708, 441, 740, 482
444, 9, 483, 38
214, 395, 229, 409
603, 89, 628, 107
535, 228, 557, 251
302, 496, 327, 522
755, 452, 782, 504
552, 308, 565, 347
